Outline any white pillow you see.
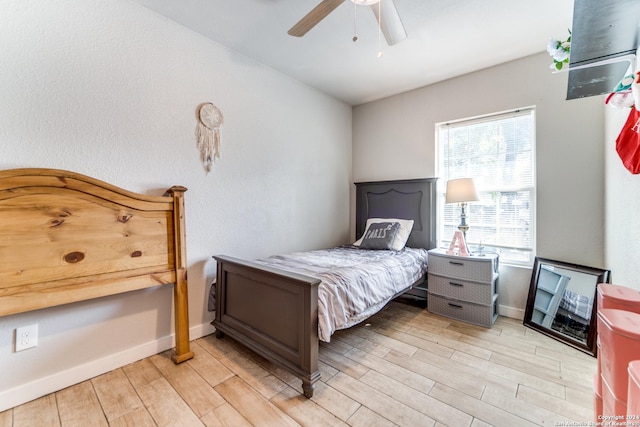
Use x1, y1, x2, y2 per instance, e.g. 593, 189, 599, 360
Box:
353, 218, 414, 251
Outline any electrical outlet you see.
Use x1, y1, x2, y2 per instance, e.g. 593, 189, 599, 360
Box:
15, 324, 38, 352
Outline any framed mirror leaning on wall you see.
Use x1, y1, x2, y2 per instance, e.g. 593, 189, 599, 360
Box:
524, 257, 611, 357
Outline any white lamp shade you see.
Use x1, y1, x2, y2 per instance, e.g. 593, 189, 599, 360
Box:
445, 178, 479, 204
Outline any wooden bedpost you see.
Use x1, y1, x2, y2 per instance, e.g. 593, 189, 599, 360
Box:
166, 185, 194, 364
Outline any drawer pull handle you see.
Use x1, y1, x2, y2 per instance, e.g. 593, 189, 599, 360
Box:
450, 282, 464, 287
449, 261, 464, 266
448, 303, 463, 309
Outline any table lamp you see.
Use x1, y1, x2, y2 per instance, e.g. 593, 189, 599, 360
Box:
445, 178, 479, 241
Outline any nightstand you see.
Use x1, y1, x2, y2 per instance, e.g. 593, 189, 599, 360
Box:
427, 248, 499, 327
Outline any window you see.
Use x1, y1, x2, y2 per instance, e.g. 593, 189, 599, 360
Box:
436, 108, 535, 265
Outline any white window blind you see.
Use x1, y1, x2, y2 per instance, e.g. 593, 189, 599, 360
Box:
436, 108, 536, 265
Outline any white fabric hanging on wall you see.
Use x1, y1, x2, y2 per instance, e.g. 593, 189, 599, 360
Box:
195, 102, 223, 172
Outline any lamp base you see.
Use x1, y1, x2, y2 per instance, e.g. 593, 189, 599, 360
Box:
458, 202, 470, 237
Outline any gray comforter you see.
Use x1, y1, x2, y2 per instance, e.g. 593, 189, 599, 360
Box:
254, 246, 428, 342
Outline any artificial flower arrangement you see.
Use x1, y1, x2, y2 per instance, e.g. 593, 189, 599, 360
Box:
547, 30, 571, 71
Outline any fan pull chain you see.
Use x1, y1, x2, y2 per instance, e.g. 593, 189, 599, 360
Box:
377, 0, 383, 57
353, 0, 358, 42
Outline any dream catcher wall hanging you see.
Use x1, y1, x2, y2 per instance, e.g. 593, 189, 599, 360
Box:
195, 102, 224, 173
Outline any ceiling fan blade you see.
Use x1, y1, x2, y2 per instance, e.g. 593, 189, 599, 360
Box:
288, 0, 346, 37
370, 0, 407, 46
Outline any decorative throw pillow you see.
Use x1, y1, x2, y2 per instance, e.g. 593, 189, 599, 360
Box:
359, 222, 401, 250
353, 218, 414, 250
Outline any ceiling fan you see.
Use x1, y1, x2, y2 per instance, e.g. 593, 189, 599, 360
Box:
288, 0, 407, 46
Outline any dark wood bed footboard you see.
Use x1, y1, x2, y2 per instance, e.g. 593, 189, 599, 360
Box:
213, 255, 321, 397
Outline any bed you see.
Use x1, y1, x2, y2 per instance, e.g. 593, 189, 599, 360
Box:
0, 168, 194, 364
212, 178, 437, 398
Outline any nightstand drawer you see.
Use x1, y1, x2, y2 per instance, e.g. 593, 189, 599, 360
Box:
428, 252, 497, 283
427, 293, 498, 327
428, 274, 497, 305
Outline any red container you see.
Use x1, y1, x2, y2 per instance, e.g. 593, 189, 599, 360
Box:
598, 309, 640, 402
597, 338, 602, 382
602, 374, 627, 418
596, 284, 640, 413
595, 373, 603, 421
598, 284, 640, 313
628, 361, 640, 417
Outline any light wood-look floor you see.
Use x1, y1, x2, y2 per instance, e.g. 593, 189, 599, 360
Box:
0, 300, 596, 426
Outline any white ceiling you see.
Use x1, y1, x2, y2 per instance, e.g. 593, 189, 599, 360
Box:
129, 0, 575, 105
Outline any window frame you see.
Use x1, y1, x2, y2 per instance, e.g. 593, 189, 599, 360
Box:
435, 107, 537, 266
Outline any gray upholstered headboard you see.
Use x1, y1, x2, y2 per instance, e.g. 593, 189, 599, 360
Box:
354, 178, 438, 250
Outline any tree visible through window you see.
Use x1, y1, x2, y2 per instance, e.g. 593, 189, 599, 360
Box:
436, 108, 535, 265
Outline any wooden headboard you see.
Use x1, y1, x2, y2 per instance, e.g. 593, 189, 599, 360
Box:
0, 168, 193, 363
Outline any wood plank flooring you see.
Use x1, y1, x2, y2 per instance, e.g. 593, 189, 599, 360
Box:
0, 300, 596, 426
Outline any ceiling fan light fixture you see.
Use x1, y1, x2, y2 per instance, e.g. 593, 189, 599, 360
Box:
289, 0, 406, 47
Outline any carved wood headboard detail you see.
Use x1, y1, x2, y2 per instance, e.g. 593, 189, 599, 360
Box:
0, 168, 193, 363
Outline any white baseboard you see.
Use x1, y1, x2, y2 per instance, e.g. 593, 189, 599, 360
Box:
0, 322, 215, 412
499, 304, 525, 321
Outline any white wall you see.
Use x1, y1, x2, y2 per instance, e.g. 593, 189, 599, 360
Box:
0, 0, 352, 410
605, 104, 640, 288
352, 52, 607, 318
